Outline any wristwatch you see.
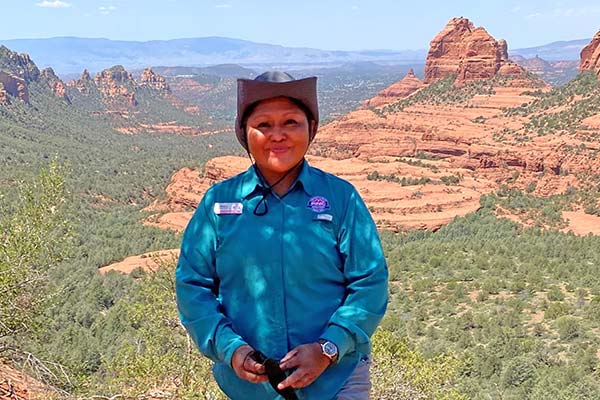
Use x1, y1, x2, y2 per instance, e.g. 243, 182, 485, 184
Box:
318, 339, 339, 365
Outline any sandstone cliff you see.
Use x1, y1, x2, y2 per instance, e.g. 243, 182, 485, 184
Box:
424, 17, 524, 85
139, 67, 170, 92
41, 67, 70, 102
67, 69, 93, 93
363, 69, 426, 108
0, 82, 7, 104
0, 71, 29, 104
0, 46, 41, 104
94, 65, 137, 107
0, 45, 40, 82
580, 30, 600, 77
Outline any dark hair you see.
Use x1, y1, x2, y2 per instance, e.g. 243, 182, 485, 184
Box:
241, 96, 315, 145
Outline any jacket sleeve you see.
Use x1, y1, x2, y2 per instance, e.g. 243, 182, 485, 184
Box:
320, 188, 389, 360
175, 189, 247, 366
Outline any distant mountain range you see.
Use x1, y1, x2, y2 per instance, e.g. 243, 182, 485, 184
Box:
0, 35, 591, 81
509, 39, 590, 61
0, 37, 428, 76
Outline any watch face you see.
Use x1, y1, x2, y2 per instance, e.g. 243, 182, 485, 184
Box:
323, 342, 337, 356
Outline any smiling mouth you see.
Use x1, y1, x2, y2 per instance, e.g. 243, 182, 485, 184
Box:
270, 147, 289, 154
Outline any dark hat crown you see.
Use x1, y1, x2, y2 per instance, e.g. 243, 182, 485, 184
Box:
254, 71, 295, 83
235, 71, 319, 151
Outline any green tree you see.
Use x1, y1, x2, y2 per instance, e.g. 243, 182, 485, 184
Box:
0, 160, 71, 342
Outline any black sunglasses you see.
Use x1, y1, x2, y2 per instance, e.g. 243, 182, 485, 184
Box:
250, 350, 299, 400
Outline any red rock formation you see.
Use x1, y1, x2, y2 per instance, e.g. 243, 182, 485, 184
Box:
0, 83, 8, 105
94, 65, 138, 107
94, 65, 133, 85
41, 67, 70, 102
0, 45, 40, 82
0, 361, 53, 400
363, 69, 426, 107
0, 71, 29, 103
67, 69, 93, 93
498, 39, 509, 62
498, 62, 526, 76
139, 67, 170, 92
424, 17, 522, 85
580, 30, 600, 77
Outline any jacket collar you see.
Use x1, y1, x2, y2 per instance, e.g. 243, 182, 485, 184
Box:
242, 158, 315, 199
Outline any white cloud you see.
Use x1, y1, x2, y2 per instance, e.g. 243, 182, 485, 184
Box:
511, 6, 521, 13
215, 4, 232, 8
35, 0, 71, 8
526, 6, 600, 19
98, 5, 117, 14
552, 6, 600, 17
351, 5, 359, 10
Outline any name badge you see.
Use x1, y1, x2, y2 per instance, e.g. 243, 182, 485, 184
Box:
314, 213, 333, 222
213, 202, 243, 215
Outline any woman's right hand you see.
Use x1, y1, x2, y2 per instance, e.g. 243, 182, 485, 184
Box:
231, 345, 268, 384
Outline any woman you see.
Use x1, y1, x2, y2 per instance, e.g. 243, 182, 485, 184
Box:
176, 71, 388, 399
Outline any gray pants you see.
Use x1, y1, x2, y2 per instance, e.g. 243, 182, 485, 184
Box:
335, 355, 371, 400
227, 356, 371, 400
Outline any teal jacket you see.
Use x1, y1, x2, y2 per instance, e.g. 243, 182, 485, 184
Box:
175, 160, 388, 399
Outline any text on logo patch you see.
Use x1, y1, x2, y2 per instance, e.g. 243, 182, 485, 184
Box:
307, 196, 330, 213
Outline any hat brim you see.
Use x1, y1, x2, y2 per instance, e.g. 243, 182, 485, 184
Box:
235, 77, 319, 150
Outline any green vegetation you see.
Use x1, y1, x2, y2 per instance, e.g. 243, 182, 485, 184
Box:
396, 157, 441, 172
375, 73, 544, 117
490, 186, 572, 228
2, 55, 600, 399
367, 170, 432, 186
380, 197, 600, 399
0, 161, 71, 342
367, 171, 462, 187
505, 72, 600, 136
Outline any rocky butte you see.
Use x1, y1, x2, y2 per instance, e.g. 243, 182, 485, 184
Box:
363, 69, 426, 108
579, 29, 600, 77
0, 46, 72, 105
93, 65, 138, 107
67, 68, 93, 94
41, 67, 70, 103
139, 67, 170, 93
0, 71, 29, 104
0, 45, 40, 104
424, 17, 523, 85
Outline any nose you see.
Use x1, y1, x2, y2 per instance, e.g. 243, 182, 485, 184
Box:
269, 125, 287, 141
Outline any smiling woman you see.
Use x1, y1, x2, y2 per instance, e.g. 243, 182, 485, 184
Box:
175, 71, 389, 400
244, 96, 311, 194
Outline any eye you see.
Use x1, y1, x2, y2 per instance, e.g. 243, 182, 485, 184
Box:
256, 121, 271, 129
284, 119, 298, 125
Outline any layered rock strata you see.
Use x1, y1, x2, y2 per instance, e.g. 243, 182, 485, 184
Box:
41, 67, 70, 102
363, 69, 426, 107
424, 17, 524, 85
0, 71, 29, 103
580, 30, 600, 77
67, 69, 93, 93
139, 67, 170, 92
94, 65, 137, 106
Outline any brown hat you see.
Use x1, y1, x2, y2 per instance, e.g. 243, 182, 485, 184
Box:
235, 71, 319, 151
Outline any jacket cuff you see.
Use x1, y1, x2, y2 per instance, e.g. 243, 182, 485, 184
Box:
222, 336, 248, 368
320, 324, 354, 361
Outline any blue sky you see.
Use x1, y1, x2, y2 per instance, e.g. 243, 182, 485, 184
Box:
2, 0, 599, 50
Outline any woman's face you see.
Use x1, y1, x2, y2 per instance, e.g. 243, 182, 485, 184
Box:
246, 96, 311, 178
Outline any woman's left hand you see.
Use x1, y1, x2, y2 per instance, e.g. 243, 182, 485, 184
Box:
277, 342, 331, 390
